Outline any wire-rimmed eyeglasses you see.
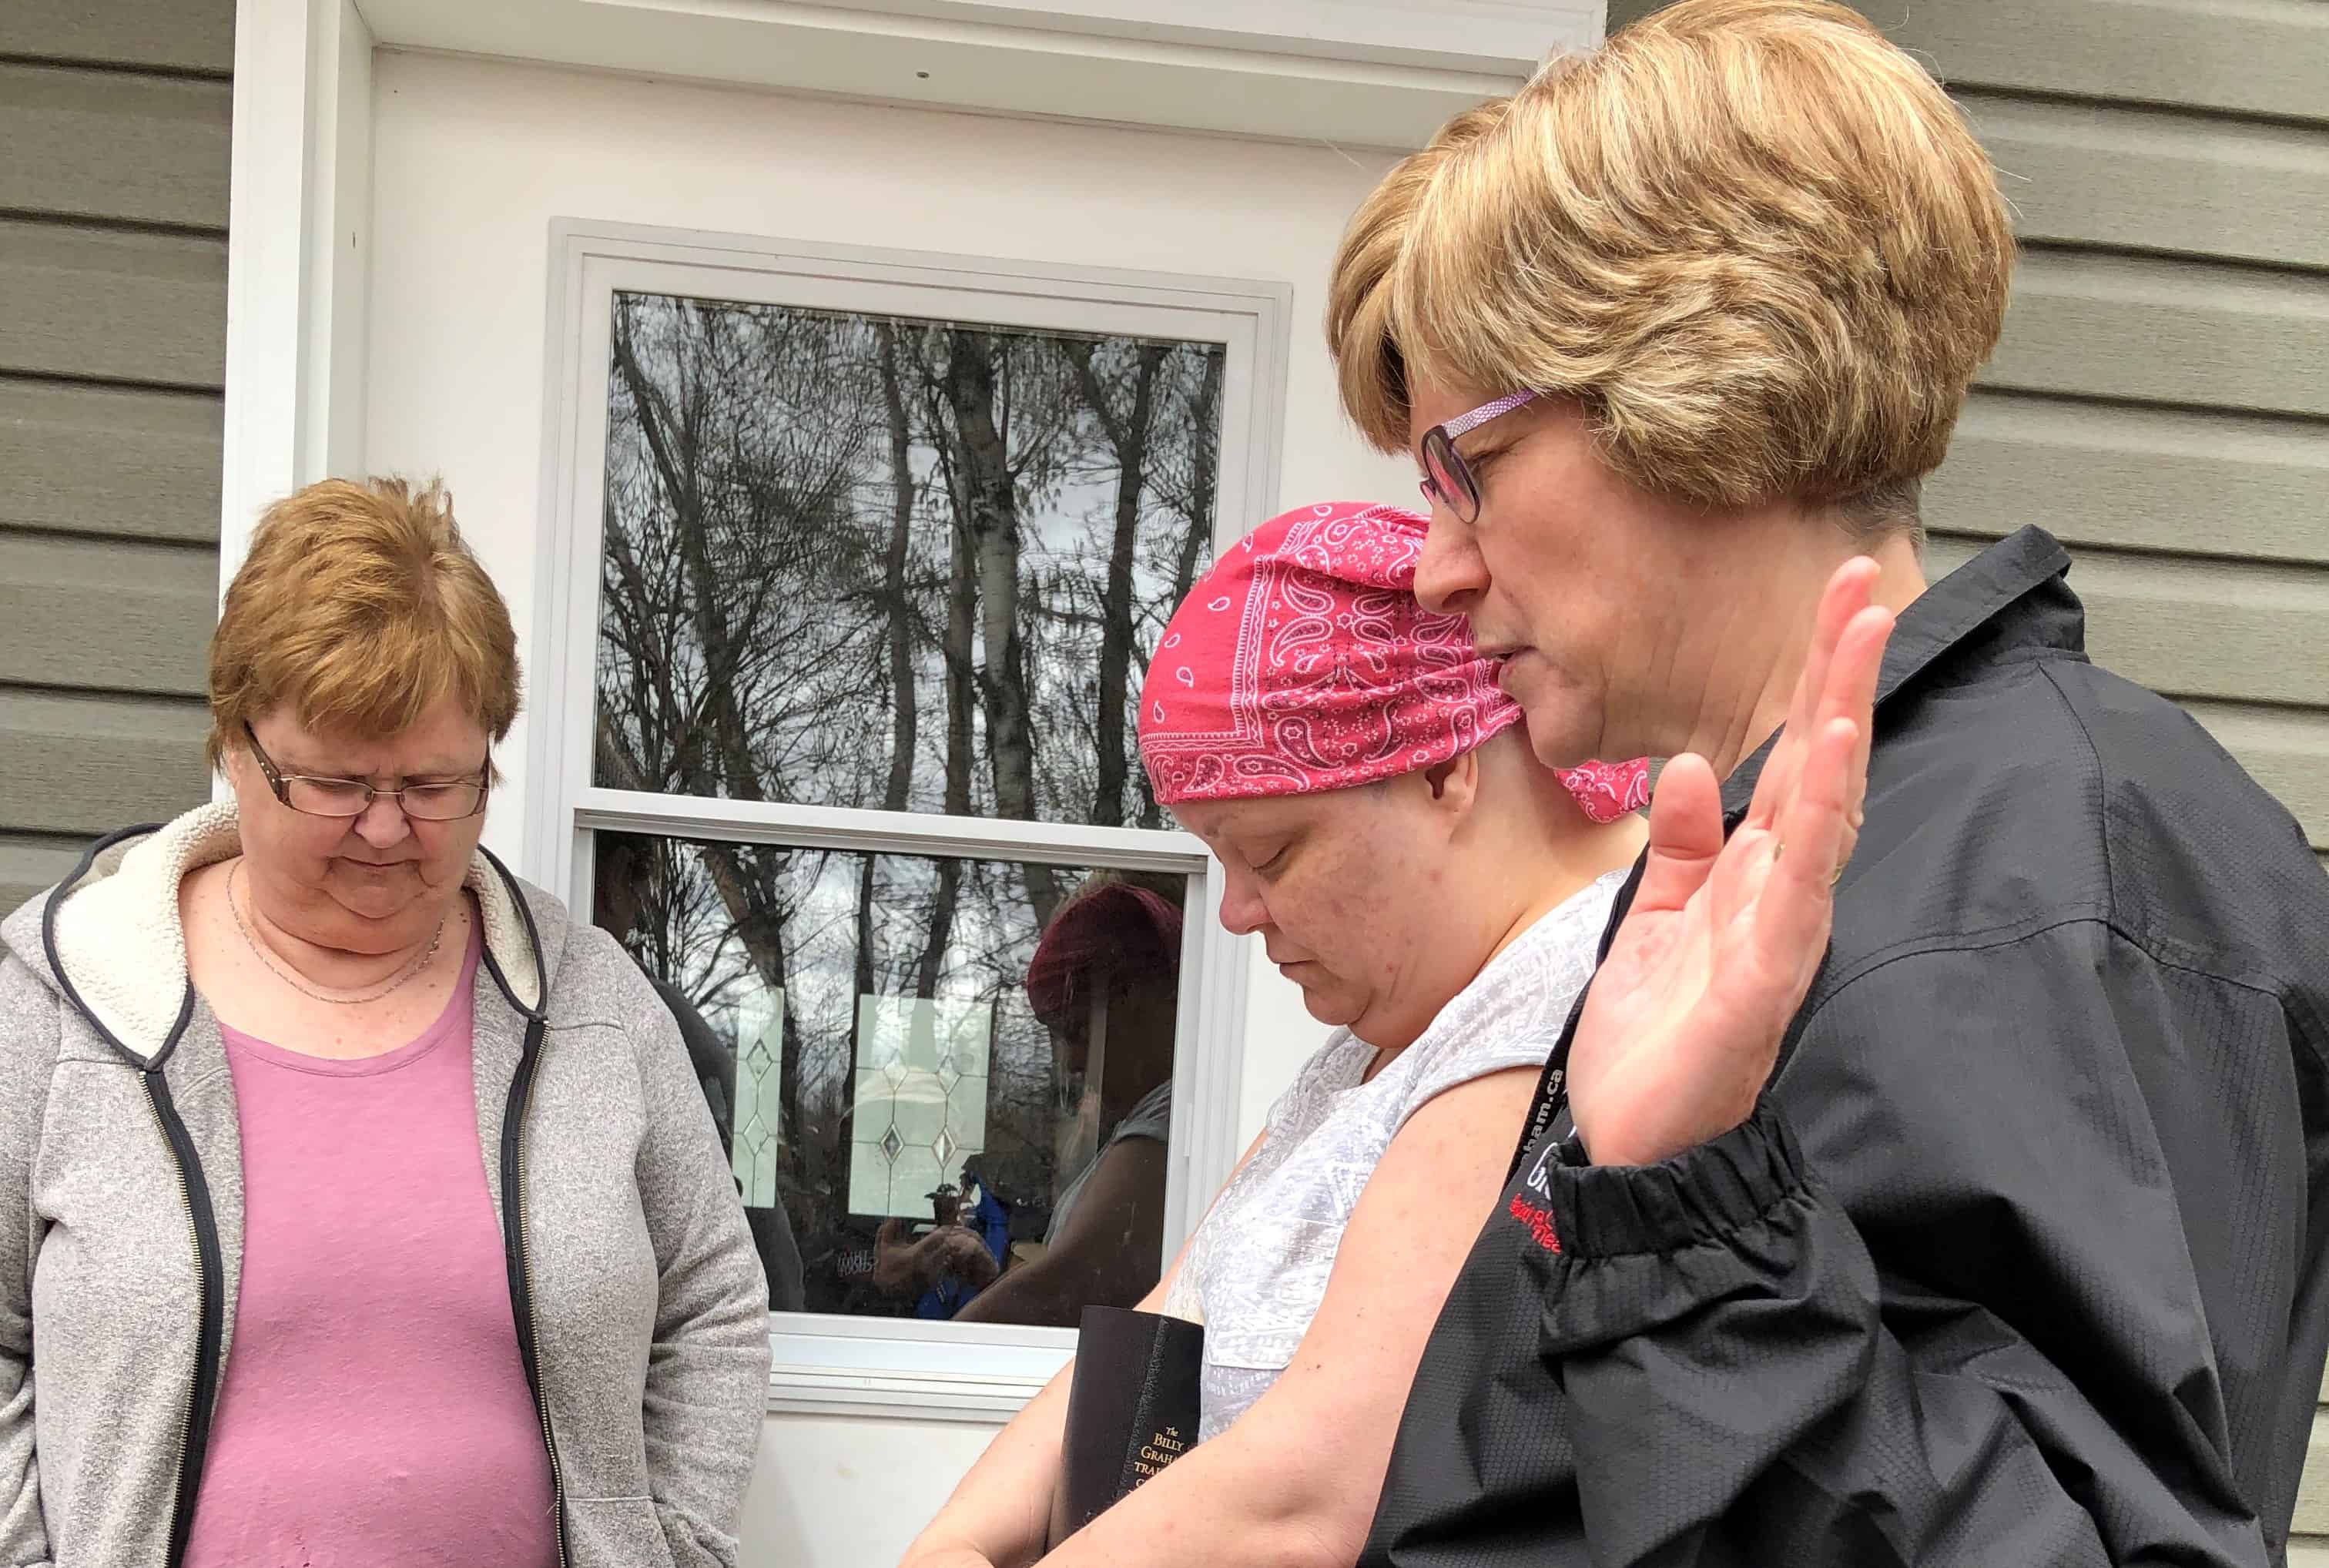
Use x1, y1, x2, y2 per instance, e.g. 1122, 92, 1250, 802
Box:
243, 722, 489, 821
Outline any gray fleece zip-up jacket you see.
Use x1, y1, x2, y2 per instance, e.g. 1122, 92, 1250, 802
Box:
0, 805, 772, 1568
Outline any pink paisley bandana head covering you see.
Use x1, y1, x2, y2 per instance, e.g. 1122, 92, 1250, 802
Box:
1138, 501, 1650, 822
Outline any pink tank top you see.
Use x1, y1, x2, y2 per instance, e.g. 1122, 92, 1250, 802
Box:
185, 920, 558, 1568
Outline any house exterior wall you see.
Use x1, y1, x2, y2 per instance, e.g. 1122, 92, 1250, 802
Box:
1603, 0, 2329, 1550
0, 0, 233, 916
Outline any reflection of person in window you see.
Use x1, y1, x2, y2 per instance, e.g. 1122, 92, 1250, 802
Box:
874, 871, 1183, 1325
592, 830, 808, 1313
966, 872, 1182, 1324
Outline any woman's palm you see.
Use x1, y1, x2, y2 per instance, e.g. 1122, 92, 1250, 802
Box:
1567, 561, 1894, 1169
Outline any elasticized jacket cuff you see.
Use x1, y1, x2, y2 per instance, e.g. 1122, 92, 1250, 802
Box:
1546, 1104, 1808, 1261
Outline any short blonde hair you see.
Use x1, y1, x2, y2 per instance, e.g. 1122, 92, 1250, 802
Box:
208, 477, 521, 769
1329, 0, 2012, 523
1324, 99, 1512, 459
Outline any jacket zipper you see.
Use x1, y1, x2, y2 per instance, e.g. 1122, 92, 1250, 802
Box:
503, 1017, 571, 1568
38, 826, 223, 1568
144, 1070, 225, 1568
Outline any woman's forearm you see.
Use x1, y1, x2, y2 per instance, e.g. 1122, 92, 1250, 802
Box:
1036, 1399, 1376, 1568
1028, 1077, 1522, 1568
900, 1365, 1072, 1568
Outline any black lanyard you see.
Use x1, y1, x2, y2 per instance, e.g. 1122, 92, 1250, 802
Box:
1506, 851, 1650, 1183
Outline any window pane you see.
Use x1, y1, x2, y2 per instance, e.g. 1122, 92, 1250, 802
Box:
591, 830, 1185, 1327
597, 292, 1225, 829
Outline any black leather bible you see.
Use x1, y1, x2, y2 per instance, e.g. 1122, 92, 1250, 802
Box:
1049, 1305, 1204, 1546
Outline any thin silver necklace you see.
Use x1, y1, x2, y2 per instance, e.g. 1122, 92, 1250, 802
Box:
227, 860, 446, 1007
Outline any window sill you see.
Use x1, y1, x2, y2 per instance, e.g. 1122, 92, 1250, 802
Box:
765, 1315, 1074, 1422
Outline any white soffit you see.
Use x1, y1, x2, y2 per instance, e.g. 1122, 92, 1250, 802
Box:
351, 0, 1604, 150
798, 0, 1591, 71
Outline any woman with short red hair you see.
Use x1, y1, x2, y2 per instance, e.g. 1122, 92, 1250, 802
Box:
0, 477, 769, 1568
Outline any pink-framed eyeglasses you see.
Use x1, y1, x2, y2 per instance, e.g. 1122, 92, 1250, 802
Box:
1417, 389, 1539, 524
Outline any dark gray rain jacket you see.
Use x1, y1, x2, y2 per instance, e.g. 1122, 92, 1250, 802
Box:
1365, 528, 2329, 1567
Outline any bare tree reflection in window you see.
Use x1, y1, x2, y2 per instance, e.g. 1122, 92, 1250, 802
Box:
599, 295, 1221, 828
592, 293, 1221, 1317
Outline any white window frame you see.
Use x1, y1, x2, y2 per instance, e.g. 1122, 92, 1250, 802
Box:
527, 219, 1288, 1418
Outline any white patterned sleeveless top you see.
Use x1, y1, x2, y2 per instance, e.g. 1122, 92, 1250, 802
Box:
1162, 869, 1624, 1439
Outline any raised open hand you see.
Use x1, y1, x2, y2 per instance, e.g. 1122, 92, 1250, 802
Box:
1566, 558, 1895, 1169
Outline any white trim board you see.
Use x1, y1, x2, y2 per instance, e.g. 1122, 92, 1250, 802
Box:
222, 0, 374, 588
765, 1314, 1069, 1420
350, 0, 1592, 152
217, 0, 375, 803
782, 0, 1592, 71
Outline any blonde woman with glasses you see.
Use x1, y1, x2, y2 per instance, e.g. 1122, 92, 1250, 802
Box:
1324, 2, 2329, 1564
0, 478, 769, 1568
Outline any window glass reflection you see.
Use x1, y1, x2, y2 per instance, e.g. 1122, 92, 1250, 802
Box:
592, 832, 1184, 1325
596, 292, 1225, 829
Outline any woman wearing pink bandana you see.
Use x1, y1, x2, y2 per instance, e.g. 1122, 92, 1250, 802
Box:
899, 501, 1647, 1568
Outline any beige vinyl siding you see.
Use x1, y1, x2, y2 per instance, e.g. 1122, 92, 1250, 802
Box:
1912, 82, 2329, 866
0, 0, 233, 75
1607, 0, 2329, 1539
0, 0, 230, 919
1851, 0, 2329, 1545
1883, 71, 2329, 883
